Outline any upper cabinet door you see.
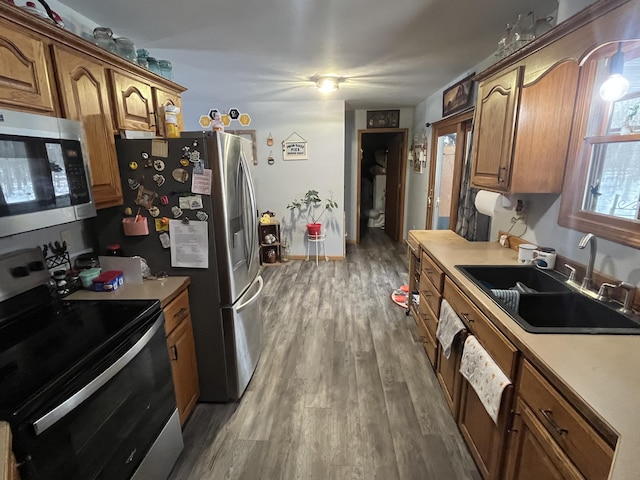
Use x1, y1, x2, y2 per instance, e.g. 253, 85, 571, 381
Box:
153, 87, 183, 137
0, 20, 56, 115
471, 66, 522, 192
110, 70, 156, 132
53, 46, 123, 209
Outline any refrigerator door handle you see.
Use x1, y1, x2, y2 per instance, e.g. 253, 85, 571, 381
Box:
237, 275, 263, 312
239, 150, 258, 272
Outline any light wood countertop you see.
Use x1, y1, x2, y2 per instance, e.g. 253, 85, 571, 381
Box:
66, 276, 190, 308
409, 230, 640, 480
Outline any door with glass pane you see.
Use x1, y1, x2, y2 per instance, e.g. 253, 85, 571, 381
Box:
426, 111, 473, 230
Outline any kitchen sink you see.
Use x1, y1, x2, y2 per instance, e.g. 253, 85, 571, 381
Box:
456, 265, 640, 334
457, 265, 570, 293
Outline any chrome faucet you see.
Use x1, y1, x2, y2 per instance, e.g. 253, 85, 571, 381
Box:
578, 233, 597, 291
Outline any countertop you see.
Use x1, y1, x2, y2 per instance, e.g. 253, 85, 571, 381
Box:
67, 276, 190, 308
409, 230, 640, 480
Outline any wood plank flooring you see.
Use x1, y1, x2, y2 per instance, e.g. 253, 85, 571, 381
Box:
169, 228, 481, 480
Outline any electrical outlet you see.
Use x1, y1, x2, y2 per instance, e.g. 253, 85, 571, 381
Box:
60, 230, 72, 251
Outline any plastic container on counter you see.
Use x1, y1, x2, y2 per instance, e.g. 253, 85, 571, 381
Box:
92, 270, 124, 292
79, 267, 102, 289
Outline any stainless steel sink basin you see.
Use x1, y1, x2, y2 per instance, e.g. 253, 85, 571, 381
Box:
456, 265, 640, 334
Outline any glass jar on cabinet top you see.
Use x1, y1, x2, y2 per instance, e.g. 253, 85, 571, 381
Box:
146, 57, 161, 75
115, 37, 137, 62
93, 27, 116, 53
158, 60, 173, 80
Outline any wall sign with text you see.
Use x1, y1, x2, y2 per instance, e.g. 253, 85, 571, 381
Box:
282, 132, 308, 160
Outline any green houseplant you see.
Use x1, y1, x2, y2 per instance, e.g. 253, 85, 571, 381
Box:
287, 189, 338, 236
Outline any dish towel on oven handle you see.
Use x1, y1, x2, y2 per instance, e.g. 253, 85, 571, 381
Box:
459, 335, 511, 424
436, 299, 466, 359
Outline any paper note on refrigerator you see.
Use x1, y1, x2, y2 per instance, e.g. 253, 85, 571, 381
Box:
192, 169, 212, 195
169, 219, 209, 268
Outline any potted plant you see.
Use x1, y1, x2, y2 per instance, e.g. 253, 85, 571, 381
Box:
287, 189, 338, 236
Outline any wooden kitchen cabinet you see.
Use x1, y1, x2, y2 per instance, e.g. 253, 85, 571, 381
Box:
444, 277, 518, 480
1, 3, 187, 209
505, 398, 584, 480
52, 46, 123, 209
0, 18, 57, 115
504, 360, 614, 480
153, 87, 183, 137
163, 288, 199, 427
436, 330, 466, 419
471, 60, 579, 193
471, 66, 522, 192
110, 70, 156, 132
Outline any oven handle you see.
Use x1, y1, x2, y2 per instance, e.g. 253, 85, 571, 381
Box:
32, 314, 164, 436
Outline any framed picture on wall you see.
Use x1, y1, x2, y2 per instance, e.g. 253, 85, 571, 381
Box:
442, 73, 475, 117
366, 110, 400, 128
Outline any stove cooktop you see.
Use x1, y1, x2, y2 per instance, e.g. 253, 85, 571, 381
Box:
0, 287, 160, 418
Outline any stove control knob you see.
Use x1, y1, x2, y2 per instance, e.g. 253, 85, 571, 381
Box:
28, 261, 45, 271
11, 266, 30, 277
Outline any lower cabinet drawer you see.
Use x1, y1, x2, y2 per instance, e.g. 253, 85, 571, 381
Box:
444, 277, 518, 378
518, 361, 614, 480
164, 288, 191, 335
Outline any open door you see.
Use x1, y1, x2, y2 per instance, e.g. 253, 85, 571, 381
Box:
426, 111, 473, 230
357, 128, 408, 243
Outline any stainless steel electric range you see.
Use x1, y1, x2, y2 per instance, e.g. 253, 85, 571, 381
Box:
0, 248, 183, 480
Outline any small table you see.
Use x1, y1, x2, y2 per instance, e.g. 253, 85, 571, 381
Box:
306, 232, 328, 266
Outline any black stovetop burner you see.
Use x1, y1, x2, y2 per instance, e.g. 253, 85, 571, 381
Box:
0, 284, 160, 419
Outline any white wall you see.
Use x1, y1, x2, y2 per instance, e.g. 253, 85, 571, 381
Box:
344, 107, 414, 242
180, 97, 346, 258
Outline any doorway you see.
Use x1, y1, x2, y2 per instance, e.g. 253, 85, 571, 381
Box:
425, 111, 473, 230
357, 128, 408, 243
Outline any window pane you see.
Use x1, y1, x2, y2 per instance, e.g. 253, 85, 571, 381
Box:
583, 140, 640, 220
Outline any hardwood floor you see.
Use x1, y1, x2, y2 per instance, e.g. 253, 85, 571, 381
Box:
169, 228, 481, 480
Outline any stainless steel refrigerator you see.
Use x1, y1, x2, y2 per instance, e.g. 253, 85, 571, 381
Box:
93, 131, 262, 401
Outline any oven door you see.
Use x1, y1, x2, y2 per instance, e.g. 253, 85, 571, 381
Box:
14, 313, 179, 480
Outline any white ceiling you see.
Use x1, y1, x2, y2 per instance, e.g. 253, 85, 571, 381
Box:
59, 0, 557, 109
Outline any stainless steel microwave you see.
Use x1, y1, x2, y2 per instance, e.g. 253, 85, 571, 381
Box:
0, 110, 96, 237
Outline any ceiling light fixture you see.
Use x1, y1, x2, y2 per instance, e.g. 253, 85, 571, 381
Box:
599, 43, 629, 102
313, 76, 344, 93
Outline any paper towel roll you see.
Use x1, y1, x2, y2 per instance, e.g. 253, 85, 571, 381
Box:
475, 190, 510, 217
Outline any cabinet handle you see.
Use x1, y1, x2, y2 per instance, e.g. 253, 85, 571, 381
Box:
498, 166, 507, 183
508, 411, 521, 433
540, 409, 568, 436
169, 345, 178, 361
461, 312, 474, 323
174, 307, 188, 320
